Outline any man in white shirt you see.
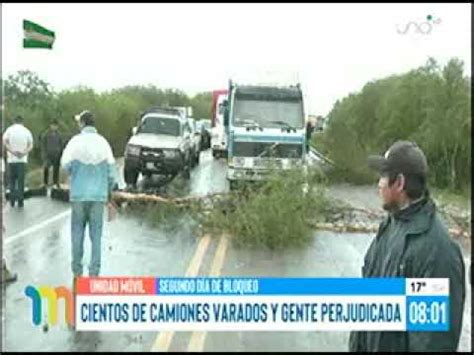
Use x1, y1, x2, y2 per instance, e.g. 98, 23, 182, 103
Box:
2, 116, 34, 208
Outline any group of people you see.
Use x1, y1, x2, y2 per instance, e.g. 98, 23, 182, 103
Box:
0, 111, 470, 350
2, 111, 118, 290
2, 116, 64, 204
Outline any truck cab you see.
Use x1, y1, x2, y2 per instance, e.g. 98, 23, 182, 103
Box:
226, 81, 307, 188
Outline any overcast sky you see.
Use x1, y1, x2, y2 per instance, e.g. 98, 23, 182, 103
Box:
1, 3, 471, 116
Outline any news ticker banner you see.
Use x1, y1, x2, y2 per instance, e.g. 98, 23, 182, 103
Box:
75, 277, 449, 332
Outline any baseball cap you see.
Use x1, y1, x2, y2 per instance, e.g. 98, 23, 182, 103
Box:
368, 140, 428, 177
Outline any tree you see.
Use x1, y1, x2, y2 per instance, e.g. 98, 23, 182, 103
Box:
190, 92, 212, 119
319, 57, 471, 192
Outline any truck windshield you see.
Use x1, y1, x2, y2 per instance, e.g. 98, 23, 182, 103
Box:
138, 117, 180, 136
233, 99, 304, 129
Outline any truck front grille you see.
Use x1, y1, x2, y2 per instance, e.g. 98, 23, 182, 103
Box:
233, 142, 302, 158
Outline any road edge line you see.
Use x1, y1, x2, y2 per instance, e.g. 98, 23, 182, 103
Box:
5, 209, 71, 246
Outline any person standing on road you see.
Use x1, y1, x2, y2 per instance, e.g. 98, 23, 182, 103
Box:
2, 116, 34, 208
61, 110, 118, 284
349, 140, 465, 352
40, 119, 64, 188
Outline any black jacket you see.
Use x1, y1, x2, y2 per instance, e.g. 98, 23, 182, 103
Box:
40, 128, 64, 160
349, 193, 466, 352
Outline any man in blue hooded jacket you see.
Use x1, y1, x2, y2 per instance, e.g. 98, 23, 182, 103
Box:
61, 111, 118, 282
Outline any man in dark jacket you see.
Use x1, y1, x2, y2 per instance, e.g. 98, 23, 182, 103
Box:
349, 140, 466, 352
41, 119, 64, 188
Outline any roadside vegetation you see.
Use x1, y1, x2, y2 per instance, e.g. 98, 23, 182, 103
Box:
312, 57, 471, 196
1, 70, 212, 170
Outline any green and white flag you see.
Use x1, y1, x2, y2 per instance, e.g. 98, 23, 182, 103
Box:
23, 20, 55, 49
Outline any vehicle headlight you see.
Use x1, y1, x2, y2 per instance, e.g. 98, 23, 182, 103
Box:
126, 145, 141, 156
163, 150, 179, 158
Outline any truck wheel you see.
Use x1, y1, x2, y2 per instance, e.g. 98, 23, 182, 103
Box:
190, 151, 197, 168
124, 166, 138, 186
195, 151, 200, 165
182, 166, 191, 180
229, 180, 238, 191
212, 150, 219, 159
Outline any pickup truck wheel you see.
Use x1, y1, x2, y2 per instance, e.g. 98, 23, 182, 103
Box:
124, 166, 138, 186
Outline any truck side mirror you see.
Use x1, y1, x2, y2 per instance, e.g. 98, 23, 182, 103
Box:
132, 127, 137, 135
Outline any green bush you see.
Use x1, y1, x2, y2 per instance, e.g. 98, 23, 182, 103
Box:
201, 169, 331, 250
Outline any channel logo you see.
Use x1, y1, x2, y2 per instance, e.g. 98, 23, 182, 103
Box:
24, 285, 74, 326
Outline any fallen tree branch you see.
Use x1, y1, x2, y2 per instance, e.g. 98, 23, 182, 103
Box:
309, 221, 470, 239
52, 185, 471, 240
112, 191, 231, 205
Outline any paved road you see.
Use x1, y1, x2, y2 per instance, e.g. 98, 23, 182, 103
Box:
2, 150, 471, 352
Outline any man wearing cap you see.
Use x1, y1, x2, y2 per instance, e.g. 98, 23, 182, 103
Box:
349, 140, 465, 352
61, 111, 118, 283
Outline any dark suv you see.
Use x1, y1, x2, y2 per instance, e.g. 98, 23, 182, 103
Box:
123, 108, 193, 187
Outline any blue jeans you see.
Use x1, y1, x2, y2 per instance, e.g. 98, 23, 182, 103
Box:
71, 201, 105, 277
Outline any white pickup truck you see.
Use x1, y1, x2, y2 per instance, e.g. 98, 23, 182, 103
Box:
123, 107, 194, 187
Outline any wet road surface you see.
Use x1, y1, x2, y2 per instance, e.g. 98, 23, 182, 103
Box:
2, 150, 471, 352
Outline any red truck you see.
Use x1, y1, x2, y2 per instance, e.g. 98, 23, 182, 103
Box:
210, 89, 229, 159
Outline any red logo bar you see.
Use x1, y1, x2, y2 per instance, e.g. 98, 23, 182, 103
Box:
76, 277, 156, 295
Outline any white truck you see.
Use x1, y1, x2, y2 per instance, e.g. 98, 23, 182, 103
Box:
123, 107, 194, 188
225, 80, 307, 189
